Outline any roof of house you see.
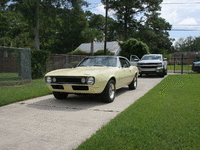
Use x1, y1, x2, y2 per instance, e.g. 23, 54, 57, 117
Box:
75, 41, 121, 55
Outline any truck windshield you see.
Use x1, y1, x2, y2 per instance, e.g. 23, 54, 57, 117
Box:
141, 55, 161, 60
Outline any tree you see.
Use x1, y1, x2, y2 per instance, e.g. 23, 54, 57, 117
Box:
11, 0, 88, 50
136, 12, 172, 54
101, 0, 163, 41
174, 36, 200, 52
119, 38, 149, 59
84, 11, 104, 55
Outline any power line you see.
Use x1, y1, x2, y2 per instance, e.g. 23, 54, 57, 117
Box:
162, 2, 200, 4
171, 29, 200, 31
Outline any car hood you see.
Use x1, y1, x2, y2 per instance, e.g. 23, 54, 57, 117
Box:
138, 60, 162, 64
193, 61, 200, 66
45, 67, 115, 76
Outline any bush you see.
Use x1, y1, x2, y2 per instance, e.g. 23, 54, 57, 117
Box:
119, 38, 149, 59
68, 49, 87, 55
94, 49, 113, 56
31, 49, 51, 79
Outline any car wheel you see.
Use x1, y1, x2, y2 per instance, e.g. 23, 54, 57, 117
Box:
139, 73, 142, 77
129, 75, 137, 90
101, 79, 116, 103
53, 92, 68, 99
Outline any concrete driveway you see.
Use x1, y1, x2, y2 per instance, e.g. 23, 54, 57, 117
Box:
0, 76, 164, 150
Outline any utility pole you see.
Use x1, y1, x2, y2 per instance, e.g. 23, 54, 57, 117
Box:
104, 0, 108, 55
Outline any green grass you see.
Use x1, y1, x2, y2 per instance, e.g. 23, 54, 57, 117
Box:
0, 78, 52, 106
76, 74, 200, 149
168, 65, 192, 71
0, 73, 20, 81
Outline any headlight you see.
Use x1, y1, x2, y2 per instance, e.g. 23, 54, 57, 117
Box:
52, 77, 56, 83
46, 77, 51, 84
81, 78, 86, 83
87, 77, 95, 85
157, 63, 162, 67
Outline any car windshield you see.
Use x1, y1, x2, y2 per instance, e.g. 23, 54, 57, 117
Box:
78, 57, 117, 67
141, 55, 161, 60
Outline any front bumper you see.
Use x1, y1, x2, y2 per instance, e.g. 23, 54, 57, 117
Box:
138, 67, 163, 74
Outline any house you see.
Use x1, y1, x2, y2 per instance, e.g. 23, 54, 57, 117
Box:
75, 41, 121, 55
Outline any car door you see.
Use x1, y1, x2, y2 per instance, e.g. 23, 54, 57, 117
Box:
130, 55, 140, 66
119, 58, 133, 85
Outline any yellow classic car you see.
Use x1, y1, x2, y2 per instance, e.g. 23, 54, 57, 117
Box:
45, 56, 139, 102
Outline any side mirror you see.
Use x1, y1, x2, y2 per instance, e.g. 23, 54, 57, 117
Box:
134, 59, 139, 61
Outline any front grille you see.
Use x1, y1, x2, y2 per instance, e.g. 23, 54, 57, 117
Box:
72, 86, 88, 91
52, 76, 85, 84
138, 63, 160, 68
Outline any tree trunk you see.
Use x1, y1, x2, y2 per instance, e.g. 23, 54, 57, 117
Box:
91, 41, 94, 55
33, 4, 40, 50
124, 5, 128, 41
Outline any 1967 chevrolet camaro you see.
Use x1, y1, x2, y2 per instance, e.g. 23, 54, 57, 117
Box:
45, 56, 139, 102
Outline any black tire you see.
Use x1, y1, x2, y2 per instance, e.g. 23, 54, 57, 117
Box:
101, 80, 116, 103
129, 75, 138, 90
165, 69, 168, 75
53, 92, 68, 99
139, 73, 142, 77
160, 69, 165, 77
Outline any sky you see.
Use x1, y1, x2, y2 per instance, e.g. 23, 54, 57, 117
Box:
83, 0, 200, 40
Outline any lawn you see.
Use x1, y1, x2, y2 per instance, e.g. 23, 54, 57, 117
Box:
0, 73, 20, 82
76, 74, 200, 149
168, 65, 192, 71
0, 78, 52, 106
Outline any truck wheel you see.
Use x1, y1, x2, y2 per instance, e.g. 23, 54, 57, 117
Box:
101, 79, 116, 103
53, 92, 68, 99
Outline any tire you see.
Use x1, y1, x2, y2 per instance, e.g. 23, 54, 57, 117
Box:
129, 75, 138, 90
139, 73, 142, 77
53, 92, 68, 99
101, 80, 116, 103
160, 69, 165, 77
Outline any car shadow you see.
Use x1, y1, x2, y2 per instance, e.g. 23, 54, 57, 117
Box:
27, 87, 130, 112
139, 74, 165, 78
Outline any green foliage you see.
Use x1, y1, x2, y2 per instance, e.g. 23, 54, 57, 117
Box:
119, 38, 149, 59
136, 12, 172, 54
174, 36, 200, 52
68, 49, 87, 55
94, 49, 113, 56
31, 49, 51, 79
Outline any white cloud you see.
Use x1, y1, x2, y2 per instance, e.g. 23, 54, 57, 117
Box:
179, 18, 198, 25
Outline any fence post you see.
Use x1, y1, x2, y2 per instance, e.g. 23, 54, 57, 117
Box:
181, 54, 183, 74
174, 55, 175, 73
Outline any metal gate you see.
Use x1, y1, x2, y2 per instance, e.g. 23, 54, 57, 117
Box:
168, 52, 200, 74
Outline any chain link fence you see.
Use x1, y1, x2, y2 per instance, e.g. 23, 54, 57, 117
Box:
47, 54, 89, 72
0, 46, 31, 86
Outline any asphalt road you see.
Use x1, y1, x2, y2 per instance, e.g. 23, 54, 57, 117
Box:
0, 76, 164, 150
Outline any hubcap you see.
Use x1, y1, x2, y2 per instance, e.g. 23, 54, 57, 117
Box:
134, 77, 137, 87
109, 83, 115, 99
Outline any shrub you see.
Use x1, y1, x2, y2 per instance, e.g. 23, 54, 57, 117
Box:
68, 49, 87, 55
119, 38, 149, 59
94, 49, 113, 56
31, 49, 51, 79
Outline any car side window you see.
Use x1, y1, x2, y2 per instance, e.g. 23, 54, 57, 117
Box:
120, 58, 130, 68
